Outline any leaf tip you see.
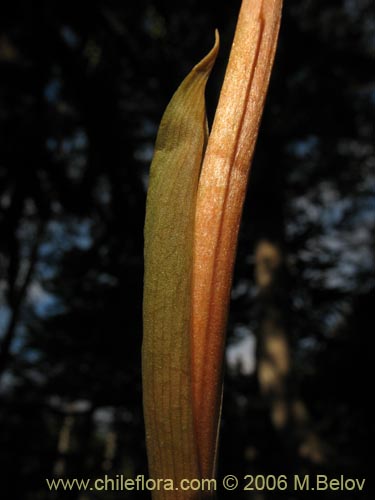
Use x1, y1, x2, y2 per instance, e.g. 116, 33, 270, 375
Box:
194, 30, 220, 74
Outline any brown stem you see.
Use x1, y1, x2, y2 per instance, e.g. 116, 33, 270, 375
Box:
191, 0, 283, 479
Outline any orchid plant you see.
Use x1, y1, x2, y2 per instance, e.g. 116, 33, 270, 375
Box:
142, 1, 283, 498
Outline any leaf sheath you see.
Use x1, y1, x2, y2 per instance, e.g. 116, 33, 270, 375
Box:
192, 0, 283, 480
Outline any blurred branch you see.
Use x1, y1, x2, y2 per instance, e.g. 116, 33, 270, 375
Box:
0, 222, 44, 379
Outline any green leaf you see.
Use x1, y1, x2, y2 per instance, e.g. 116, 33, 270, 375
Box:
142, 32, 219, 495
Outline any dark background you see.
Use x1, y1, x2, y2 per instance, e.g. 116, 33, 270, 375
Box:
0, 0, 374, 499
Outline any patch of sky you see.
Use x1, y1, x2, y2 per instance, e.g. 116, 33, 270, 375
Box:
137, 118, 157, 138
343, 0, 363, 19
226, 325, 257, 375
134, 142, 154, 163
322, 199, 352, 227
27, 281, 65, 318
44, 77, 61, 104
320, 302, 351, 335
0, 304, 11, 340
231, 279, 250, 300
0, 190, 11, 209
287, 135, 319, 159
94, 175, 111, 205
0, 372, 17, 395
60, 26, 80, 48
39, 218, 93, 258
141, 169, 150, 191
337, 138, 373, 157
62, 128, 88, 155
287, 180, 366, 242
298, 336, 319, 351
301, 226, 374, 292
46, 137, 58, 151
349, 197, 375, 226
36, 217, 93, 282
9, 323, 26, 355
96, 273, 118, 286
